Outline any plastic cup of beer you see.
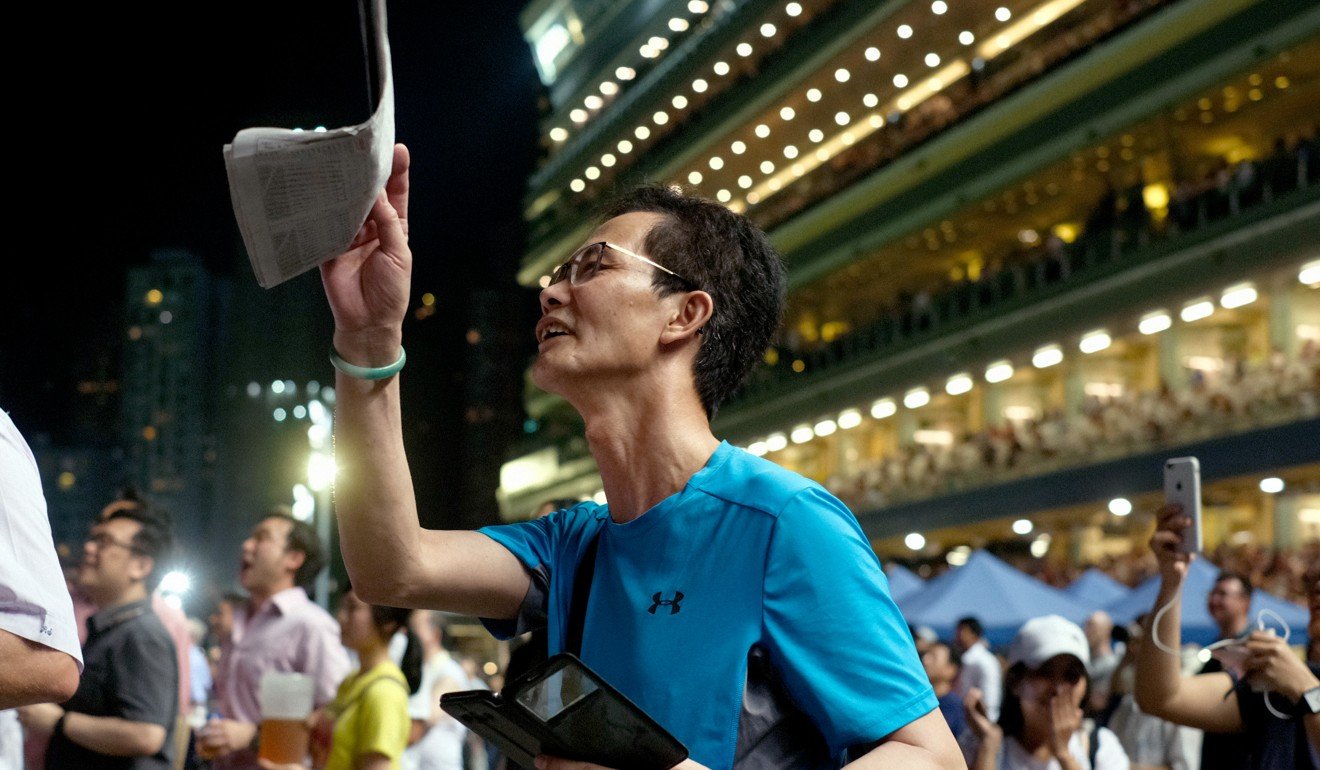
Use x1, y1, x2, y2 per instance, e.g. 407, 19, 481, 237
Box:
258, 672, 314, 764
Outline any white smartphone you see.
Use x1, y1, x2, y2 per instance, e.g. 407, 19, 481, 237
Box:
1163, 456, 1202, 553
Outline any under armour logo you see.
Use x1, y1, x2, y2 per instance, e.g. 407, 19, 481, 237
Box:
648, 591, 684, 615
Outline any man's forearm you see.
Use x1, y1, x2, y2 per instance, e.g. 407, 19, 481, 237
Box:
330, 331, 425, 605
63, 711, 167, 757
0, 629, 79, 709
847, 741, 966, 770
1135, 583, 1184, 716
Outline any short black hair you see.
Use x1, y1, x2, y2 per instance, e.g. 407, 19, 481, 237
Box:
601, 184, 787, 417
262, 508, 325, 590
103, 504, 173, 591
1215, 570, 1254, 599
956, 616, 984, 638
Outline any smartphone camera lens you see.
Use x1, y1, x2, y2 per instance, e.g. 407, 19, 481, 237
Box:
1176, 482, 1182, 490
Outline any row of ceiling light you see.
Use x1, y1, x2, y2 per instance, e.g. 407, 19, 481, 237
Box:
744, 264, 1317, 457
564, 0, 1085, 210
562, 0, 808, 194
905, 474, 1295, 558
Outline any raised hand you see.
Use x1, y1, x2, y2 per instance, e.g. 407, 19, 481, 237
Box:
962, 687, 1001, 742
1046, 693, 1082, 760
1149, 502, 1195, 584
321, 143, 412, 356
1244, 630, 1320, 700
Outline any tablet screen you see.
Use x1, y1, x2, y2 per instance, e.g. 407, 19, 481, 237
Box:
515, 659, 600, 722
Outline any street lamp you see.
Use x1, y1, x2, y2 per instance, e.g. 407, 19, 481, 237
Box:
305, 392, 335, 607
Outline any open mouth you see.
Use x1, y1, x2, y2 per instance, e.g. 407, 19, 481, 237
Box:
536, 318, 574, 344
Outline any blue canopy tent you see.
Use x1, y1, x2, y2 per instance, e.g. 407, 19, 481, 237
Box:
1064, 567, 1132, 608
1105, 557, 1309, 647
885, 563, 926, 604
897, 550, 1096, 648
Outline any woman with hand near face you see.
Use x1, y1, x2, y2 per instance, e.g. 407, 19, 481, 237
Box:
963, 615, 1131, 770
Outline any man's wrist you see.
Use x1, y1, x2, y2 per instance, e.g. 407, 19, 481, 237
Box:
1287, 673, 1320, 703
333, 329, 404, 366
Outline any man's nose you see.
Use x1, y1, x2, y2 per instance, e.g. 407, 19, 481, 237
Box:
539, 280, 569, 314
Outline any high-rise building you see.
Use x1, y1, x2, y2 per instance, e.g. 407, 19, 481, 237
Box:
121, 249, 216, 554
504, 0, 1320, 569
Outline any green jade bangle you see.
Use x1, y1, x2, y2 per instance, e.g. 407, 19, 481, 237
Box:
329, 345, 406, 380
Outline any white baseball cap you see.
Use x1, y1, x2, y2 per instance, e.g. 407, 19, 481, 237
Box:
1008, 615, 1090, 669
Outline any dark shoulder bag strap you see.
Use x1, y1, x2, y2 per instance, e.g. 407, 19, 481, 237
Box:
564, 531, 602, 657
1087, 721, 1101, 769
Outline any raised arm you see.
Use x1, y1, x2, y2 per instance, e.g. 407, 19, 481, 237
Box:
320, 144, 529, 617
1133, 504, 1241, 732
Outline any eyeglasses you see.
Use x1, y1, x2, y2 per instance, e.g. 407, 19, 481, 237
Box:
86, 532, 141, 554
549, 241, 696, 289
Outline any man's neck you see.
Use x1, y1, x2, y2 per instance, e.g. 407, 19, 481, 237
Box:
248, 582, 296, 614
578, 386, 719, 523
1220, 618, 1249, 639
94, 583, 149, 612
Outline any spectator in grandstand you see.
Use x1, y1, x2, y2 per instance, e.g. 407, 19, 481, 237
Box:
1104, 613, 1201, 770
1083, 611, 1122, 716
963, 615, 1129, 770
1135, 505, 1319, 769
955, 616, 1003, 722
923, 641, 968, 740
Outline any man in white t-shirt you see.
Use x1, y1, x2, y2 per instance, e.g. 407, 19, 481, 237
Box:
401, 611, 468, 770
0, 409, 83, 768
954, 616, 1002, 722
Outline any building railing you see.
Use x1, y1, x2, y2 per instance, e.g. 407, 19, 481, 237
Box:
731, 140, 1318, 406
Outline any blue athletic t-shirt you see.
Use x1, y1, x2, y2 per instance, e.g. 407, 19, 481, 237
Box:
479, 441, 936, 769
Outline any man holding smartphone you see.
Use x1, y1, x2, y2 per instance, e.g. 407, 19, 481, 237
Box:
1134, 503, 1320, 769
318, 146, 961, 770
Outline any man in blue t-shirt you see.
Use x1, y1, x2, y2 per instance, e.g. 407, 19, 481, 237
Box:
319, 145, 963, 770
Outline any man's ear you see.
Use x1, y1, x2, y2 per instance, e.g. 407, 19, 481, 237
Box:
129, 554, 156, 587
660, 290, 714, 345
283, 548, 307, 580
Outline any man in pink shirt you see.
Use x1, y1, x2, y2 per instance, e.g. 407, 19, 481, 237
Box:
199, 508, 350, 769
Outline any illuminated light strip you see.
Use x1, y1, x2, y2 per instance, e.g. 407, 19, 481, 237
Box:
977, 0, 1089, 60
739, 60, 970, 209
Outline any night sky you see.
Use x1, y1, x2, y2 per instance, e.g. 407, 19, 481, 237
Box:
1, 0, 541, 438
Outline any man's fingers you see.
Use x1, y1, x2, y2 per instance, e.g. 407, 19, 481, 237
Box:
387, 143, 411, 224
371, 191, 410, 261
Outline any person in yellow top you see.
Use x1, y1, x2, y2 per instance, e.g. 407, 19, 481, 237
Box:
262, 588, 422, 770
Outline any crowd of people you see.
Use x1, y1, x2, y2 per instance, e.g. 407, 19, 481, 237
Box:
0, 463, 496, 770
5, 142, 1317, 770
909, 531, 1320, 770
825, 342, 1320, 513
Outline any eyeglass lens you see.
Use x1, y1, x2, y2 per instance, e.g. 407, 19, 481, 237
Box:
551, 243, 606, 286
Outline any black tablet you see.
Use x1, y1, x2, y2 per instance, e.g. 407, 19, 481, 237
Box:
440, 652, 688, 770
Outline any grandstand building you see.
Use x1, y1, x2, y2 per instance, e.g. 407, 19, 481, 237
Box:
504, 0, 1320, 572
